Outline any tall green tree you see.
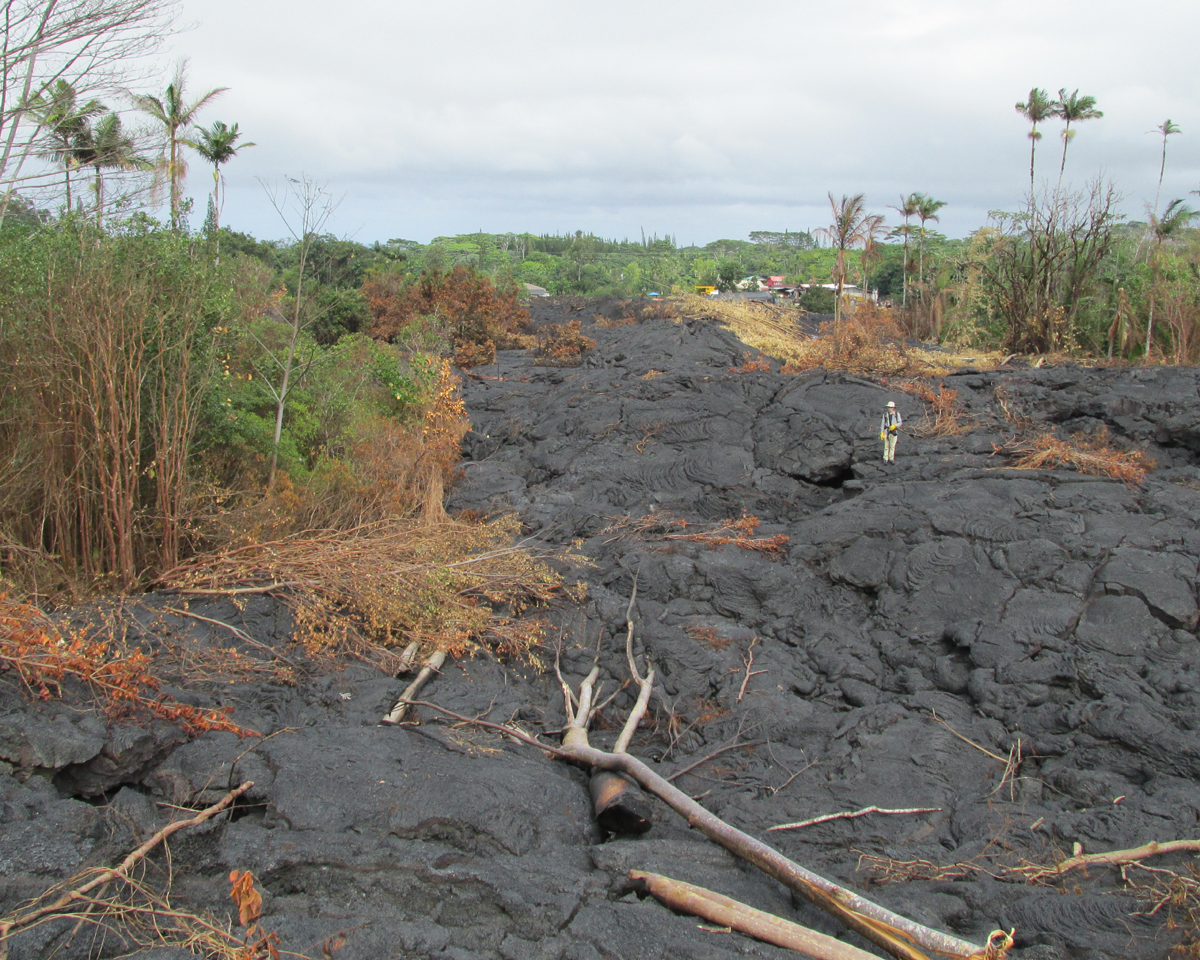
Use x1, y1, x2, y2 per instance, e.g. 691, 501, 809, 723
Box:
74, 112, 151, 228
914, 193, 946, 286
889, 193, 920, 306
129, 60, 227, 228
1015, 87, 1055, 192
1151, 119, 1181, 218
1053, 89, 1103, 185
190, 120, 254, 234
858, 214, 886, 296
29, 80, 107, 212
815, 192, 871, 331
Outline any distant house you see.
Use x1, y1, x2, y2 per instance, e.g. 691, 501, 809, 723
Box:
522, 283, 549, 297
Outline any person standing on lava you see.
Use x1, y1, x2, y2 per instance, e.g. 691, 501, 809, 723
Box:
880, 400, 902, 462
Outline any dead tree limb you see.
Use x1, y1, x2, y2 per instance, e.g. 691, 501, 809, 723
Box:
624, 869, 880, 960
395, 699, 995, 960
381, 650, 446, 724
612, 574, 653, 755
770, 806, 942, 833
387, 576, 998, 960
1016, 839, 1200, 881
0, 782, 253, 960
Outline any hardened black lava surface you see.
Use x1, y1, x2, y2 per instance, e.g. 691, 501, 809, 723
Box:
3, 298, 1200, 959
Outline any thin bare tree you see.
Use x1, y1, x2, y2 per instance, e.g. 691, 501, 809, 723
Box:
258, 174, 338, 488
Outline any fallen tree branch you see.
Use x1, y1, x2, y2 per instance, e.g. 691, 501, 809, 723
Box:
394, 698, 994, 960
623, 869, 879, 960
1015, 839, 1200, 882
737, 638, 766, 702
612, 570, 653, 755
770, 806, 942, 833
381, 650, 447, 724
0, 782, 253, 959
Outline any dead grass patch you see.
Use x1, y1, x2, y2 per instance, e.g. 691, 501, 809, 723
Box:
159, 517, 576, 668
666, 295, 1006, 378
996, 426, 1156, 485
602, 513, 789, 558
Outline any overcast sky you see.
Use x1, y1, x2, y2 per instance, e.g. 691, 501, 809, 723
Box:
162, 0, 1200, 246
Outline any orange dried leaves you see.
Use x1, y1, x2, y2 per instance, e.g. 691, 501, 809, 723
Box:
999, 427, 1155, 485
0, 599, 257, 737
896, 379, 969, 437
730, 352, 773, 373
534, 321, 596, 367
229, 870, 264, 927
365, 266, 529, 364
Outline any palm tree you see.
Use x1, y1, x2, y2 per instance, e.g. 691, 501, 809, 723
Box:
914, 193, 946, 287
1015, 88, 1055, 193
29, 80, 106, 212
1144, 199, 1199, 356
1151, 119, 1181, 218
189, 120, 255, 233
129, 60, 227, 228
815, 192, 871, 332
1053, 89, 1103, 185
858, 214, 886, 297
889, 193, 920, 307
73, 112, 152, 228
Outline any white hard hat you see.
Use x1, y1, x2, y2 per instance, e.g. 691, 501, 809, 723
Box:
886, 401, 896, 407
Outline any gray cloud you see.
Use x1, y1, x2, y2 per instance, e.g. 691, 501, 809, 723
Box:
169, 0, 1200, 243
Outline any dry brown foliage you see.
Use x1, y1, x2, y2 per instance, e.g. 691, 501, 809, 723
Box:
684, 625, 731, 650
160, 517, 573, 667
0, 599, 257, 737
781, 304, 914, 377
997, 426, 1156, 485
895, 380, 971, 437
534, 321, 597, 367
365, 266, 529, 366
730, 352, 773, 373
603, 513, 789, 558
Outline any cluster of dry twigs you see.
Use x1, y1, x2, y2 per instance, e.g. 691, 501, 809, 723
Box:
995, 425, 1156, 485
0, 599, 258, 738
895, 379, 973, 437
0, 784, 294, 960
159, 516, 574, 668
601, 512, 789, 557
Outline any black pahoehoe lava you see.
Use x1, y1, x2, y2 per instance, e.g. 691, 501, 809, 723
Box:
3, 301, 1200, 960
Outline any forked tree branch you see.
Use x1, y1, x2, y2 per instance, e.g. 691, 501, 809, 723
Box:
394, 698, 994, 960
